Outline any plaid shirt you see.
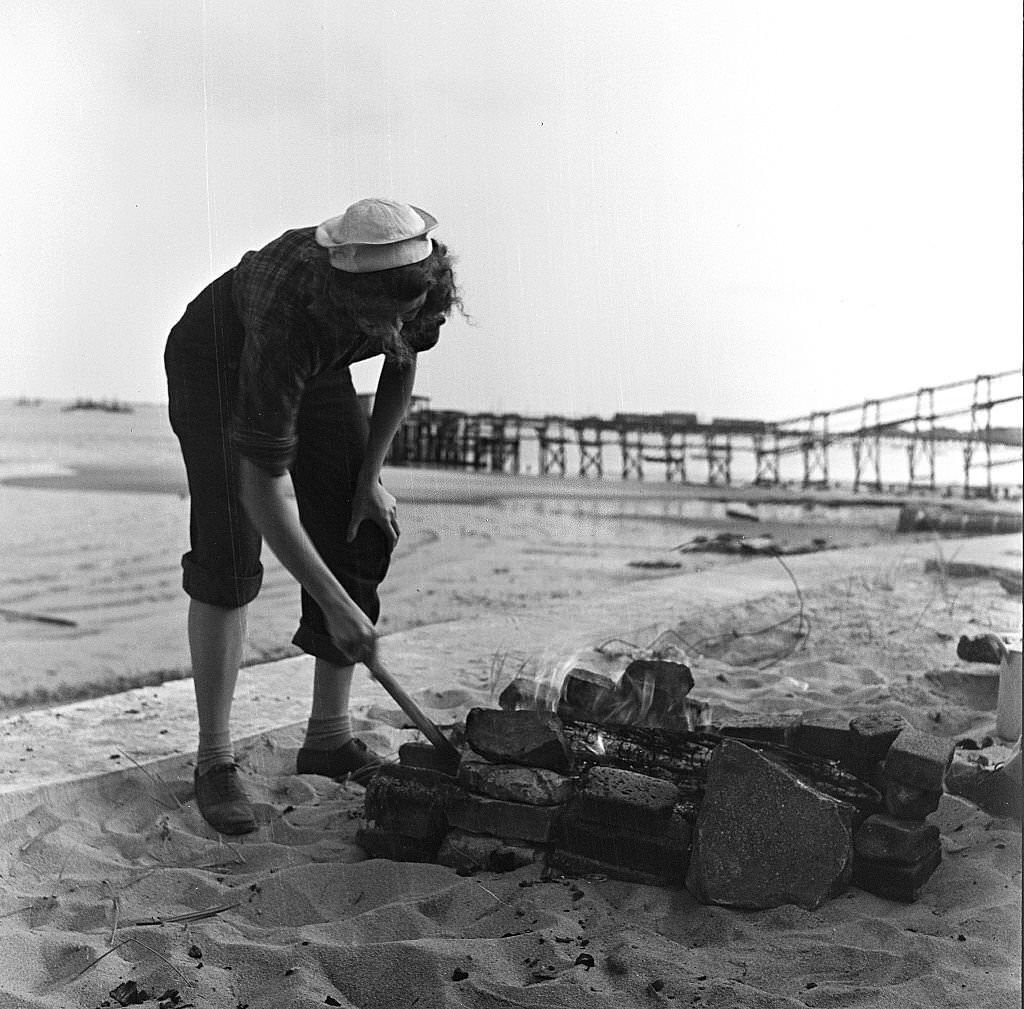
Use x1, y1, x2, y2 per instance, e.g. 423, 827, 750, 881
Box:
230, 227, 440, 474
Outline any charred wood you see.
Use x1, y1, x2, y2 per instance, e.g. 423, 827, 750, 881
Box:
560, 718, 883, 816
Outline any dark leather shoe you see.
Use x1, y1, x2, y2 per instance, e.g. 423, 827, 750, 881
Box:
194, 763, 257, 835
296, 738, 388, 786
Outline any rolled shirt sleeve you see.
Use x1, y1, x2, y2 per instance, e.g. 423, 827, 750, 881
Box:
230, 329, 310, 475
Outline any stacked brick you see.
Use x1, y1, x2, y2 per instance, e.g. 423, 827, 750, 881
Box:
852, 722, 952, 901
357, 708, 692, 884
851, 815, 942, 903
550, 766, 692, 886
356, 710, 572, 871
357, 704, 955, 905
356, 764, 457, 863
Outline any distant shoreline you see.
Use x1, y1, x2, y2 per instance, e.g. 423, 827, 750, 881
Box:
1, 458, 1021, 513
0, 460, 1019, 516
6, 395, 1021, 443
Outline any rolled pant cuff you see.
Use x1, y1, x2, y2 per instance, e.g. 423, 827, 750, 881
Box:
182, 556, 263, 609
292, 623, 360, 667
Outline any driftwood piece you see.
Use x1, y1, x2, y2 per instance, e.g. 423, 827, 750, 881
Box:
0, 607, 78, 627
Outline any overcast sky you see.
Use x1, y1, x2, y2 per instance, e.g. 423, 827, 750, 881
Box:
2, 1, 1020, 421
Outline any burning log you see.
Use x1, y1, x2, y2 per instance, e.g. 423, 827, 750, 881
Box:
745, 741, 883, 820
559, 718, 717, 801
500, 653, 708, 732
559, 657, 706, 731
559, 718, 883, 818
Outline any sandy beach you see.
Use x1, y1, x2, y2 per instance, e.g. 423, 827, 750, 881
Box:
0, 400, 1021, 1008
0, 401, 924, 711
3, 1, 1021, 1004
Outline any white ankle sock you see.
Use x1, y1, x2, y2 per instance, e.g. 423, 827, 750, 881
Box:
196, 731, 235, 776
302, 714, 353, 751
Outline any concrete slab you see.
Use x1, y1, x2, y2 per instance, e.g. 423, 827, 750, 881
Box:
924, 533, 1022, 593
931, 533, 1021, 575
1, 534, 1019, 818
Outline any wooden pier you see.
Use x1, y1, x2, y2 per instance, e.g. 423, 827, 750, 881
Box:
386, 370, 1022, 498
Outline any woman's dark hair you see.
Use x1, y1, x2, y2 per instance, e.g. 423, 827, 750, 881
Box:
315, 240, 464, 362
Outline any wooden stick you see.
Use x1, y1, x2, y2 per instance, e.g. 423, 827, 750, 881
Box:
366, 657, 461, 763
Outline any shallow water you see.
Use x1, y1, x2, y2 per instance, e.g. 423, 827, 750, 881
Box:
2, 398, 1020, 497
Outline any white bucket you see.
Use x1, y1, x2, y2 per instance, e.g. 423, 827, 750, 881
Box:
996, 645, 1022, 741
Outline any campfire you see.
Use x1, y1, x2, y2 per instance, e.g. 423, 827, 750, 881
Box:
358, 642, 953, 910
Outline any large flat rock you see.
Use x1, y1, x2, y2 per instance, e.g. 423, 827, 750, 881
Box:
686, 739, 855, 910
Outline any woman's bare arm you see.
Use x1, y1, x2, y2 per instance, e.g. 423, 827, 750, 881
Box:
238, 458, 376, 660
347, 358, 417, 548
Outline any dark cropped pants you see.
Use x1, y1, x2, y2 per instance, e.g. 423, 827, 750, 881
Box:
163, 269, 391, 666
